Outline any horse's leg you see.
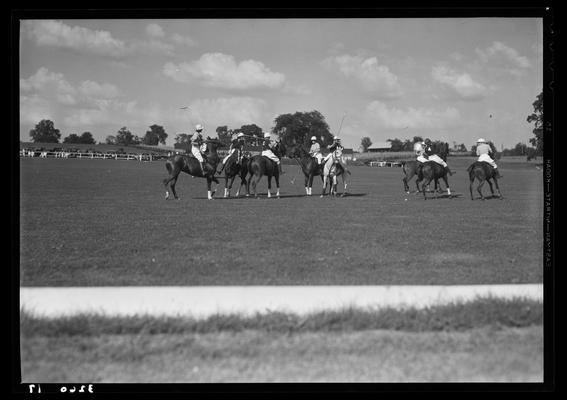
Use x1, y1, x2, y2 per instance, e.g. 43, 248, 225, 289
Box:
477, 178, 486, 200
422, 177, 432, 200
492, 177, 503, 199
486, 179, 495, 198
267, 175, 272, 198
341, 174, 347, 197
169, 176, 180, 200
442, 175, 451, 197
207, 178, 214, 200
275, 173, 280, 198
321, 174, 327, 197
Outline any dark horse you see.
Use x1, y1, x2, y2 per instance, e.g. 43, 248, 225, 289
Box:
163, 138, 223, 200
246, 141, 286, 198
288, 145, 345, 196
221, 151, 250, 198
419, 142, 452, 200
467, 161, 503, 200
403, 141, 451, 195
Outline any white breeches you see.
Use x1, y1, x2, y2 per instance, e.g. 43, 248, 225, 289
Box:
222, 149, 236, 164
191, 146, 204, 162
427, 154, 447, 167
478, 153, 497, 168
417, 155, 428, 163
262, 150, 280, 164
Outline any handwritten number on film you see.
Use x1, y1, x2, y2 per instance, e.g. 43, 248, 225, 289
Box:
60, 385, 94, 393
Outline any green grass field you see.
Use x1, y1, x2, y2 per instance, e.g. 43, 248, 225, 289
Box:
19, 156, 543, 286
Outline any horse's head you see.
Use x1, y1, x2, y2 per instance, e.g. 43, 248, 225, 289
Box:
205, 138, 223, 153
273, 140, 286, 158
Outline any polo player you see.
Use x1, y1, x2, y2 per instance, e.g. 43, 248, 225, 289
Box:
476, 138, 503, 178
323, 136, 350, 174
219, 132, 245, 174
423, 138, 454, 176
261, 132, 284, 175
309, 136, 323, 165
191, 124, 208, 174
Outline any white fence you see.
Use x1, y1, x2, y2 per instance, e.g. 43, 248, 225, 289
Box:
20, 150, 159, 161
369, 161, 403, 167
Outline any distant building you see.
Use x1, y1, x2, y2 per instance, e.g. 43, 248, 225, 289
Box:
342, 148, 354, 160
367, 142, 392, 152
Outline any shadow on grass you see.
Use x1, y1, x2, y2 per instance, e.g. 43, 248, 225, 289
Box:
422, 193, 464, 200
191, 192, 368, 200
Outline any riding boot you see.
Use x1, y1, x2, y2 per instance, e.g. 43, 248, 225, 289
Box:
445, 166, 454, 176
218, 163, 225, 174
201, 162, 207, 175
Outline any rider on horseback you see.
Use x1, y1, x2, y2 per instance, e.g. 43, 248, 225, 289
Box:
323, 136, 350, 174
218, 132, 245, 174
309, 136, 323, 165
423, 138, 454, 176
476, 138, 503, 178
261, 132, 284, 175
191, 124, 208, 175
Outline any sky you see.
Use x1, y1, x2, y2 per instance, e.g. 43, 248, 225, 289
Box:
19, 17, 543, 150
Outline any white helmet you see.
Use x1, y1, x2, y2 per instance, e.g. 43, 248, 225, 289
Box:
237, 132, 244, 138
311, 136, 317, 141
333, 135, 340, 140
264, 132, 271, 138
195, 124, 203, 131
477, 138, 486, 143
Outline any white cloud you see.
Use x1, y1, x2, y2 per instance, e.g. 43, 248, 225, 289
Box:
476, 41, 532, 75
163, 53, 286, 90
78, 80, 121, 99
146, 23, 165, 38
364, 101, 461, 129
24, 20, 128, 57
185, 97, 267, 128
170, 33, 196, 47
432, 65, 489, 100
322, 54, 402, 98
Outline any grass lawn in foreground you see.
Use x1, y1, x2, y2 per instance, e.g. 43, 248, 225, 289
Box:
19, 157, 543, 286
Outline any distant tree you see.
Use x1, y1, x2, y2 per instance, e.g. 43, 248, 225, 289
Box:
360, 137, 372, 152
237, 124, 264, 146
457, 143, 468, 152
470, 144, 477, 156
386, 138, 405, 152
115, 127, 140, 146
174, 133, 192, 144
412, 136, 423, 143
105, 135, 117, 145
29, 119, 61, 143
216, 126, 232, 147
274, 111, 333, 148
79, 131, 96, 144
402, 139, 413, 151
514, 142, 528, 156
63, 133, 82, 144
142, 124, 168, 146
526, 90, 543, 156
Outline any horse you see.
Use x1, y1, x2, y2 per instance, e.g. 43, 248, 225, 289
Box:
418, 141, 452, 200
401, 160, 423, 194
467, 161, 503, 200
162, 138, 224, 200
246, 141, 286, 198
321, 149, 349, 198
288, 145, 345, 196
220, 150, 250, 198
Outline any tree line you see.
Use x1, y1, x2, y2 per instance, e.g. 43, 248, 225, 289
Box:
25, 90, 543, 156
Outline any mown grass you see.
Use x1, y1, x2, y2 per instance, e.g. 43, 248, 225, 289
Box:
21, 297, 542, 337
19, 158, 543, 286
